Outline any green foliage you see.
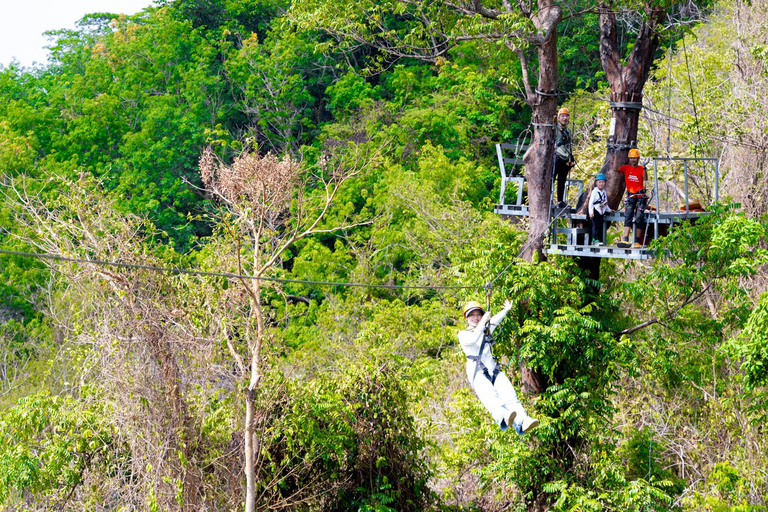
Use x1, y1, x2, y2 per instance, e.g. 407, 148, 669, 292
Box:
624, 205, 766, 339
728, 289, 768, 389
682, 462, 767, 511
0, 392, 120, 505
326, 71, 380, 117
256, 360, 433, 511
2, 0, 768, 510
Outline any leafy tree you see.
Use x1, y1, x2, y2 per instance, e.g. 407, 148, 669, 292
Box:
291, 0, 566, 261
0, 392, 121, 507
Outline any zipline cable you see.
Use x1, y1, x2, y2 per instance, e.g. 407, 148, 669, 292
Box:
682, 32, 703, 158
485, 208, 563, 290
666, 29, 674, 158
0, 249, 484, 291
1, 210, 560, 298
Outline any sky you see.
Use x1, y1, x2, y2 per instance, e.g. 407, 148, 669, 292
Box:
0, 0, 156, 68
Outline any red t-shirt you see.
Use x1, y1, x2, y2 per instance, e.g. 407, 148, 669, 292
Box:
618, 165, 645, 194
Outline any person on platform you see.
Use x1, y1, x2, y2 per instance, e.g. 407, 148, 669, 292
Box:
553, 107, 575, 208
589, 173, 611, 246
615, 148, 648, 248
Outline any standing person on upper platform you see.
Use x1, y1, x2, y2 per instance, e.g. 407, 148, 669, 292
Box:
589, 173, 611, 246
458, 300, 539, 434
553, 107, 575, 208
614, 148, 648, 248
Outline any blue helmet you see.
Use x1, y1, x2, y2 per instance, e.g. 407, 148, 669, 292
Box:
595, 173, 607, 181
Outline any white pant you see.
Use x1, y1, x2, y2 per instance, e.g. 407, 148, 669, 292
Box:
468, 365, 525, 430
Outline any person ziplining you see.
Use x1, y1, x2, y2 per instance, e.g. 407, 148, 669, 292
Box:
458, 300, 539, 433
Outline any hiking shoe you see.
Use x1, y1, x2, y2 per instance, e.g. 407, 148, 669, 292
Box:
592, 239, 603, 246
632, 242, 643, 249
617, 237, 631, 248
521, 416, 539, 433
507, 409, 517, 427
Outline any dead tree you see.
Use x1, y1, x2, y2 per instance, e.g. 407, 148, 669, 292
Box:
199, 144, 378, 512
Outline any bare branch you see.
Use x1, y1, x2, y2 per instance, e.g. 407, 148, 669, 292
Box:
619, 283, 713, 335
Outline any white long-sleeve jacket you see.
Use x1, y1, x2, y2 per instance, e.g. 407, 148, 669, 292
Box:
458, 308, 510, 383
588, 187, 611, 216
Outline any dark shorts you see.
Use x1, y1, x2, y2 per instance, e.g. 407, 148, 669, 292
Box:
624, 194, 647, 228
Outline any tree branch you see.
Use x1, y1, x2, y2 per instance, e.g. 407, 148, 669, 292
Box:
619, 283, 713, 335
598, 3, 621, 86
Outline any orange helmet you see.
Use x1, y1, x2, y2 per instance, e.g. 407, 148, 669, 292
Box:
462, 301, 484, 318
628, 148, 640, 158
558, 107, 570, 115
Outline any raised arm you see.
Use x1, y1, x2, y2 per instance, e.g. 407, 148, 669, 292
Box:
489, 300, 513, 334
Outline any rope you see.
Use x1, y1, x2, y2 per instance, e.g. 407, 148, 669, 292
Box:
0, 249, 483, 291
606, 142, 634, 151
534, 89, 563, 97
666, 32, 674, 158
485, 210, 563, 290
609, 101, 643, 110
681, 33, 703, 158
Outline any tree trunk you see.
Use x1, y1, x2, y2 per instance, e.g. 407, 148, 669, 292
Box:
244, 280, 265, 512
597, 3, 663, 210
576, 4, 664, 279
148, 330, 202, 510
518, 0, 562, 393
244, 388, 257, 512
520, 1, 562, 265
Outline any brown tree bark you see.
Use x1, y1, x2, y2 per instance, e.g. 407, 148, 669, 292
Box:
597, 3, 665, 210
519, 1, 562, 264
578, 3, 665, 279
148, 328, 202, 511
512, 0, 562, 393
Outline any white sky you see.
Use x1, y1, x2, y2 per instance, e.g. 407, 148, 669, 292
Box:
0, 0, 155, 68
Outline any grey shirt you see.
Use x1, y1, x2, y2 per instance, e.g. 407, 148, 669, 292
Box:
555, 124, 572, 163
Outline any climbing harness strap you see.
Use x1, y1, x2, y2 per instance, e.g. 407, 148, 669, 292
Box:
592, 189, 607, 206
468, 331, 501, 385
627, 189, 647, 199
555, 126, 572, 150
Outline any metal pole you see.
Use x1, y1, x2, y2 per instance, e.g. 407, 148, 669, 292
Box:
715, 159, 720, 202
549, 142, 558, 244
496, 144, 506, 205
684, 159, 689, 214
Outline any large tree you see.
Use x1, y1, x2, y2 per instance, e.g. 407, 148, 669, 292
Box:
598, 3, 666, 209
578, 2, 708, 279
291, 0, 565, 261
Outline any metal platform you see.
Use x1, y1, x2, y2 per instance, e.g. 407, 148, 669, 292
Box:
494, 204, 529, 216
498, 207, 708, 223
491, 147, 719, 261
546, 243, 662, 260
569, 210, 708, 224
494, 204, 580, 217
